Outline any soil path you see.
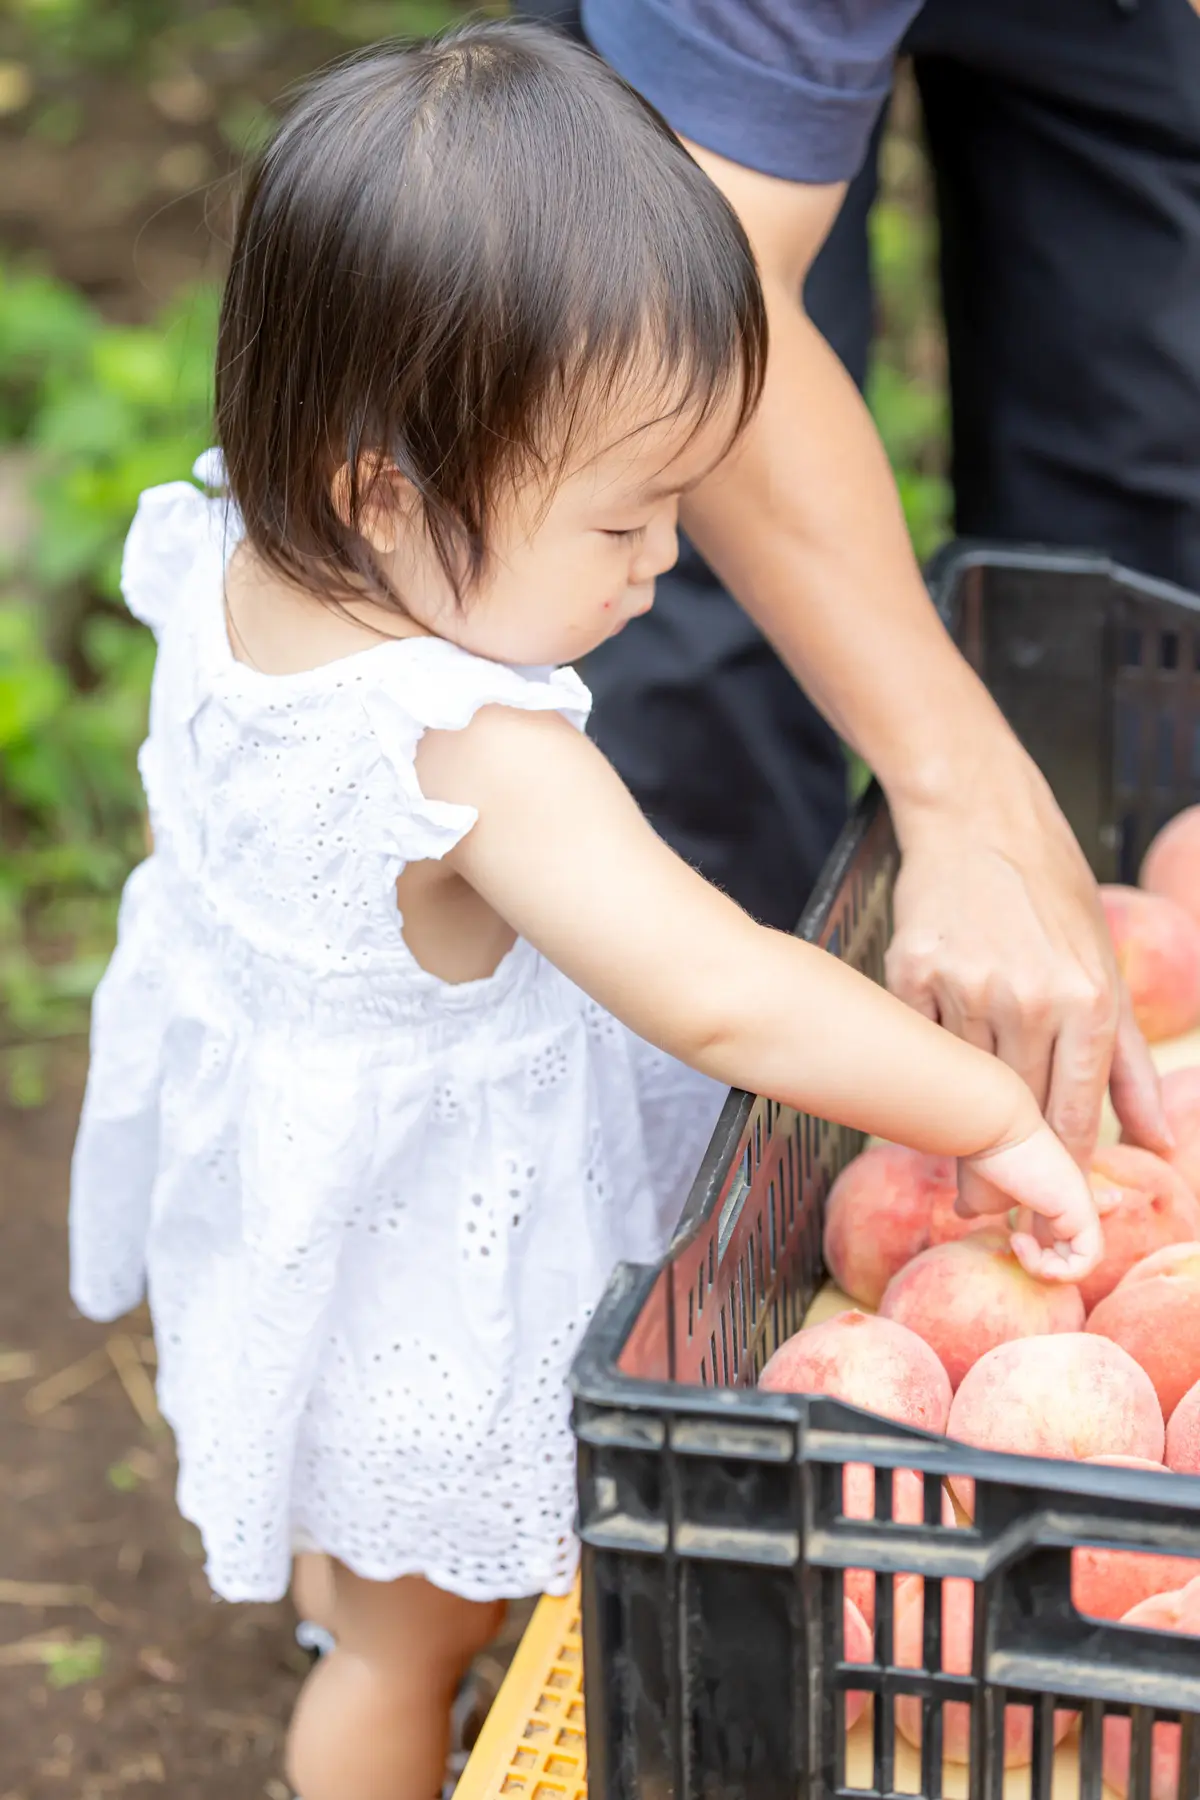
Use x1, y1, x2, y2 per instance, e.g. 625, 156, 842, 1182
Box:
1, 1058, 303, 1797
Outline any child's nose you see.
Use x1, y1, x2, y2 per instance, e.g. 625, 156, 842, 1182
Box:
632, 509, 679, 583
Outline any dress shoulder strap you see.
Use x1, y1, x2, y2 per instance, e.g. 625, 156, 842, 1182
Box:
357, 638, 593, 866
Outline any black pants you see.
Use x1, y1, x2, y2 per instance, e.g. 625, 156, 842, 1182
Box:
518, 0, 1200, 928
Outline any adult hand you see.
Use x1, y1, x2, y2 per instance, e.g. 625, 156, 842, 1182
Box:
885, 735, 1170, 1187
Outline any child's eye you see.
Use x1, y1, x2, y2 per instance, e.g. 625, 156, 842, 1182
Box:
604, 525, 647, 542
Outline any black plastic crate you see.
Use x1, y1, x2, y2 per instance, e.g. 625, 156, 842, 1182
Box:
570, 543, 1200, 1800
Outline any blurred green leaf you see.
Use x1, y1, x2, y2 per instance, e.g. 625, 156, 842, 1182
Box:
43, 1636, 106, 1688
91, 328, 180, 407
28, 95, 82, 142
217, 93, 275, 155
5, 1041, 48, 1107
845, 751, 873, 804
0, 256, 213, 1084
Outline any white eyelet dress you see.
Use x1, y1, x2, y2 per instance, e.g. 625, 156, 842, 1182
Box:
69, 457, 726, 1606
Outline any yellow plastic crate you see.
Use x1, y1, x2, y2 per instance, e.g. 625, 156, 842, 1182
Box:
456, 1583, 586, 1800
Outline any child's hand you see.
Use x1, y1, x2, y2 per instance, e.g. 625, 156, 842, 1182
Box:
958, 1124, 1106, 1283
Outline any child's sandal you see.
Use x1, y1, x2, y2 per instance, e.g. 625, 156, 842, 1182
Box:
294, 1619, 336, 1663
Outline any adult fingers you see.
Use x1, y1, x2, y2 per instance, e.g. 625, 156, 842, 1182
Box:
992, 977, 1056, 1117
931, 966, 998, 1058
884, 934, 942, 1026
940, 999, 1002, 1220
1108, 992, 1172, 1155
1043, 976, 1119, 1166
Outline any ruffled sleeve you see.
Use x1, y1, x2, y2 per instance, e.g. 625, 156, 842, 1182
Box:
358, 640, 593, 866
121, 451, 237, 637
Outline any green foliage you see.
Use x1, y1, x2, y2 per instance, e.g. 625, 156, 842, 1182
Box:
866, 197, 951, 564
841, 103, 951, 795
0, 262, 214, 1101
0, 0, 476, 80
31, 288, 217, 596
42, 1635, 107, 1688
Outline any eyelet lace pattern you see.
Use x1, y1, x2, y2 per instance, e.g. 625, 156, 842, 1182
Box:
69, 460, 725, 1603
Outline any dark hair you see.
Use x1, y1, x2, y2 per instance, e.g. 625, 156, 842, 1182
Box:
215, 18, 767, 610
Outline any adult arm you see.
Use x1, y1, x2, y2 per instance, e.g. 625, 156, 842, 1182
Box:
564, 0, 1165, 1160
672, 143, 1166, 1168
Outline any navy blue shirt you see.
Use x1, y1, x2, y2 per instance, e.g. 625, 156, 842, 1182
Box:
581, 0, 923, 184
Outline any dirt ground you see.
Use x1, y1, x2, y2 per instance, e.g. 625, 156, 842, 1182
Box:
0, 1060, 527, 1797
0, 27, 370, 317
1, 1056, 299, 1797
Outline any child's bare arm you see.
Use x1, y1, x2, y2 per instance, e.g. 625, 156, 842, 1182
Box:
418, 706, 1100, 1278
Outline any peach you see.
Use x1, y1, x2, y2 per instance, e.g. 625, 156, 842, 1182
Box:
1085, 1453, 1167, 1468
821, 1144, 954, 1308
927, 1183, 992, 1247
1086, 1248, 1200, 1418
894, 1575, 1073, 1765
1134, 1066, 1200, 1201
1141, 805, 1200, 930
1112, 1239, 1200, 1288
1102, 1578, 1200, 1800
1071, 1456, 1198, 1620
759, 1310, 952, 1433
1100, 884, 1200, 1043
1080, 1145, 1200, 1312
947, 1334, 1165, 1516
842, 1594, 873, 1734
1167, 1379, 1200, 1474
842, 1463, 954, 1625
879, 1233, 1084, 1390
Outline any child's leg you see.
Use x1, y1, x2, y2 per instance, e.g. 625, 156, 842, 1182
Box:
292, 1551, 337, 1635
286, 1562, 505, 1800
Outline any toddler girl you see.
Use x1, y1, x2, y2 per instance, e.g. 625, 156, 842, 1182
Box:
70, 22, 1100, 1800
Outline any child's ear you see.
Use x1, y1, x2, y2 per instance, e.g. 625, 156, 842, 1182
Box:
330, 456, 416, 554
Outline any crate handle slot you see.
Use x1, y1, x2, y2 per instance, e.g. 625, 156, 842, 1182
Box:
716, 1153, 752, 1264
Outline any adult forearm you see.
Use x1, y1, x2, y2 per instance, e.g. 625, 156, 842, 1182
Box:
671, 142, 1165, 1165
682, 280, 1015, 810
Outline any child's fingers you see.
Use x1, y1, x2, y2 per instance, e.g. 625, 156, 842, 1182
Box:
1011, 1230, 1083, 1281
1010, 1228, 1099, 1283
1010, 1205, 1104, 1283
961, 1125, 1104, 1281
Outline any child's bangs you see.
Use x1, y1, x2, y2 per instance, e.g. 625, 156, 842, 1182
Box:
541, 301, 763, 489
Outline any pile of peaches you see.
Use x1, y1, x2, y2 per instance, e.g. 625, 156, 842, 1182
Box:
756, 806, 1200, 1794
